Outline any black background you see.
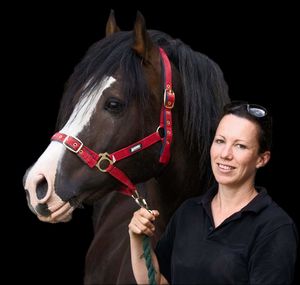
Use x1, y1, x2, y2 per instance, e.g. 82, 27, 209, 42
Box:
5, 3, 299, 284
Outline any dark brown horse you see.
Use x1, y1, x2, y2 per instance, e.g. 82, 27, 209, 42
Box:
23, 11, 229, 284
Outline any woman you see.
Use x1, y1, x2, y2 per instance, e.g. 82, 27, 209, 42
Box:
128, 101, 298, 284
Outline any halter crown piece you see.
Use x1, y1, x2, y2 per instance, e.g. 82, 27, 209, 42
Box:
51, 47, 175, 197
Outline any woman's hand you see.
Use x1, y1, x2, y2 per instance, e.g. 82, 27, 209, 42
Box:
128, 208, 165, 284
128, 208, 160, 237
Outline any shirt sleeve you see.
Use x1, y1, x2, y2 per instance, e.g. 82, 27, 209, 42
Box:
248, 223, 298, 285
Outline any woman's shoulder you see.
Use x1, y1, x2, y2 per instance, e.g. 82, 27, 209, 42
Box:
255, 187, 298, 235
265, 199, 297, 230
257, 187, 294, 222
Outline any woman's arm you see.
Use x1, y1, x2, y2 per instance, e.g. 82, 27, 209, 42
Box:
128, 208, 168, 284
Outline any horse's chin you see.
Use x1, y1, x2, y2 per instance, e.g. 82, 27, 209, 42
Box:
34, 187, 114, 223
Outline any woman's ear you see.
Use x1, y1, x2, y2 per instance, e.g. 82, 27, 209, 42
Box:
256, 151, 271, 168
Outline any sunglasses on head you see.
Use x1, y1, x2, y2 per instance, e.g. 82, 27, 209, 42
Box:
224, 101, 268, 118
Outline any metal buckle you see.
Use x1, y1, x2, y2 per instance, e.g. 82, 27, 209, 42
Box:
163, 88, 174, 109
96, 152, 115, 172
63, 135, 83, 153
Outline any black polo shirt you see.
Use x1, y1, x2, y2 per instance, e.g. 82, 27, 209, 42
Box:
155, 186, 298, 284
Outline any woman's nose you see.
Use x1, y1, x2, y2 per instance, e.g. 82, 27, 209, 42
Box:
220, 145, 233, 160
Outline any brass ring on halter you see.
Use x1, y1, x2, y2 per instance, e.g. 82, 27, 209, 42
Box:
96, 152, 114, 172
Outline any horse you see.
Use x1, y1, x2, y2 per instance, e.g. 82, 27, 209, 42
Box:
23, 11, 230, 284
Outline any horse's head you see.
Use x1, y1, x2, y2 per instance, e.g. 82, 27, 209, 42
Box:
23, 11, 230, 223
23, 11, 180, 222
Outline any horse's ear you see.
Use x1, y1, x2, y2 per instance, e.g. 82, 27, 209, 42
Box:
106, 10, 120, 37
132, 11, 158, 63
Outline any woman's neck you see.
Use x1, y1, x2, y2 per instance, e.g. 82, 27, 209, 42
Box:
211, 184, 258, 227
217, 184, 257, 208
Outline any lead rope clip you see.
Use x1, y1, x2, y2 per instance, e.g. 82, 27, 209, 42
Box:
132, 190, 153, 214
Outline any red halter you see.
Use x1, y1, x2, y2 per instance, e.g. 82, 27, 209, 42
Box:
51, 47, 175, 197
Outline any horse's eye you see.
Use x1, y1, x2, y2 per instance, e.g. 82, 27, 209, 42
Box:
104, 99, 124, 114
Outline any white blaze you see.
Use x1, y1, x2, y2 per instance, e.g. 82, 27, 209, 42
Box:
25, 76, 116, 206
61, 76, 116, 136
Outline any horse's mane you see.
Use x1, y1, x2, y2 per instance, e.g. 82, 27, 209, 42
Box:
57, 29, 229, 190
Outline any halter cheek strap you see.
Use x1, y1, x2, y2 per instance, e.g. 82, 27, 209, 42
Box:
51, 47, 175, 196
159, 47, 174, 163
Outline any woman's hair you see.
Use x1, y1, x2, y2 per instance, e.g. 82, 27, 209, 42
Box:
222, 101, 273, 153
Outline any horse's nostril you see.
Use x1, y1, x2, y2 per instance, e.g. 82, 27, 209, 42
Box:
36, 177, 48, 200
35, 203, 51, 217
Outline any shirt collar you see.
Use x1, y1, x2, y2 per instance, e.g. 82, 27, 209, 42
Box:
196, 185, 272, 214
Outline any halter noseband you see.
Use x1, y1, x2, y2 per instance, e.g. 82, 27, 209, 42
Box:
51, 47, 175, 197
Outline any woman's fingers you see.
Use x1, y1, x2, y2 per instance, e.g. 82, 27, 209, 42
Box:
129, 222, 143, 235
139, 208, 159, 220
129, 208, 159, 236
133, 218, 155, 236
151, 210, 159, 217
128, 219, 155, 236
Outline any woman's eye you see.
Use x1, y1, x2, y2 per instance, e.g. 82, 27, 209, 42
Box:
236, 144, 246, 149
104, 99, 124, 114
215, 139, 224, 144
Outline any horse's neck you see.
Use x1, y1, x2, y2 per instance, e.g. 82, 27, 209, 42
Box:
85, 191, 140, 284
84, 181, 167, 284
